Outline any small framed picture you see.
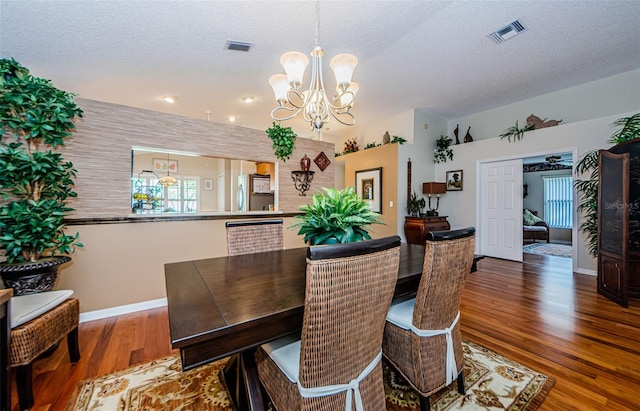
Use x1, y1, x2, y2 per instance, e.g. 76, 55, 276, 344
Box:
355, 167, 382, 213
203, 178, 213, 191
446, 170, 463, 191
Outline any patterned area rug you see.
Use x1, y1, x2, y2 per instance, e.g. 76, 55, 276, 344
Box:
523, 243, 572, 258
67, 341, 554, 411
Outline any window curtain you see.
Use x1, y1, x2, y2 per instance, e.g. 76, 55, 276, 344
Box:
543, 176, 573, 229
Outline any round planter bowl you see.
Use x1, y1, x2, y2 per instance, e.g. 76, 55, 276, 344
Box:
0, 256, 71, 295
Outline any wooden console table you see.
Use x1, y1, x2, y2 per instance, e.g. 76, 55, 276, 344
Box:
404, 216, 451, 245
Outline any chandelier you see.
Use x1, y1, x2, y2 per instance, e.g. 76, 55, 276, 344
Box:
158, 153, 177, 187
269, 1, 358, 136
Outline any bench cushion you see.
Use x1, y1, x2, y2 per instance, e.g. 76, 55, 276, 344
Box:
11, 290, 74, 328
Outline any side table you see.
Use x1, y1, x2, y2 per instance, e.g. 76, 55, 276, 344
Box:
404, 216, 451, 245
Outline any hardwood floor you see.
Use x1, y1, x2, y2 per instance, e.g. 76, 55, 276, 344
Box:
10, 253, 640, 410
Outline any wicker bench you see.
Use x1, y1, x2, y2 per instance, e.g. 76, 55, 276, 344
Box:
11, 296, 80, 410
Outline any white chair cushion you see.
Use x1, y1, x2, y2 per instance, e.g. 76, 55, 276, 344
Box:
10, 290, 74, 328
261, 334, 301, 383
386, 297, 416, 330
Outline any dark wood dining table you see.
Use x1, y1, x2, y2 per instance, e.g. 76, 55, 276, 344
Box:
164, 243, 427, 410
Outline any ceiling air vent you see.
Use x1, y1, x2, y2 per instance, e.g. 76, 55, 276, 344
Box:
225, 40, 253, 52
489, 20, 526, 43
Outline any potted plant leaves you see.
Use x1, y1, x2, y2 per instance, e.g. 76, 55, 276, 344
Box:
0, 58, 84, 295
406, 191, 423, 217
434, 135, 453, 163
290, 187, 383, 245
575, 112, 640, 257
266, 122, 297, 162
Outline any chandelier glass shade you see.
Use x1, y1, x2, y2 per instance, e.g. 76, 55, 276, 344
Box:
269, 2, 358, 134
158, 153, 177, 187
158, 174, 177, 187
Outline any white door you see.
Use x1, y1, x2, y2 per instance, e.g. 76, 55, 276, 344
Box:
480, 159, 523, 261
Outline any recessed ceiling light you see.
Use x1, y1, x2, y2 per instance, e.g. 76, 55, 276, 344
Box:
242, 96, 255, 103
229, 116, 236, 122
162, 96, 177, 104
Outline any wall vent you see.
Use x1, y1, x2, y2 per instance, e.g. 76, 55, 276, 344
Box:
225, 40, 253, 52
489, 20, 526, 43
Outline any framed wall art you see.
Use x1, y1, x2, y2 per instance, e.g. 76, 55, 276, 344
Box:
314, 151, 331, 171
203, 178, 213, 191
153, 158, 179, 174
355, 167, 382, 213
446, 170, 463, 191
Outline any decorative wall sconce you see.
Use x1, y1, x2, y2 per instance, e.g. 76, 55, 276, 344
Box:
291, 170, 315, 196
422, 182, 447, 216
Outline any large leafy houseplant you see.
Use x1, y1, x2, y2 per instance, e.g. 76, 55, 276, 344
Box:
290, 187, 383, 245
0, 58, 84, 269
574, 113, 640, 257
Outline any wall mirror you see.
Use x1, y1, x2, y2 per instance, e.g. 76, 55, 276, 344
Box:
131, 147, 276, 215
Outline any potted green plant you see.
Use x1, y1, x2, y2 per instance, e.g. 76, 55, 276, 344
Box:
290, 187, 383, 245
266, 122, 297, 162
406, 191, 424, 217
434, 135, 453, 163
575, 113, 640, 257
0, 58, 84, 294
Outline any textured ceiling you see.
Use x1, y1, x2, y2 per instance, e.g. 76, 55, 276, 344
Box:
1, 0, 639, 141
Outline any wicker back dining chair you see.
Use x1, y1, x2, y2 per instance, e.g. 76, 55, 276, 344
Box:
255, 236, 402, 411
383, 227, 475, 411
225, 219, 284, 256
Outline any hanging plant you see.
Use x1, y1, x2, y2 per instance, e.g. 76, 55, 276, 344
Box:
574, 113, 640, 258
499, 120, 534, 142
434, 135, 453, 163
266, 122, 297, 162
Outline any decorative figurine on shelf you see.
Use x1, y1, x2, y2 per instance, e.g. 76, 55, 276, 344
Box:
383, 131, 391, 144
526, 114, 563, 129
454, 124, 460, 145
464, 126, 473, 143
300, 154, 311, 171
343, 137, 359, 154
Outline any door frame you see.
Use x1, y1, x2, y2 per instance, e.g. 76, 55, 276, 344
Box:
476, 146, 579, 273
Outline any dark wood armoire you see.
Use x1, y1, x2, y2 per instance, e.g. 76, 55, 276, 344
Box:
597, 138, 640, 307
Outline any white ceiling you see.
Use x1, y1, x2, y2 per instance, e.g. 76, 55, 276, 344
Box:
1, 0, 639, 142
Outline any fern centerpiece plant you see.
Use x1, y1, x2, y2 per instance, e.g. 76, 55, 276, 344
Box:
290, 187, 383, 245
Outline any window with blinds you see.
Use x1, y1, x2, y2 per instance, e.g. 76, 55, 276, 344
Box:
543, 176, 573, 229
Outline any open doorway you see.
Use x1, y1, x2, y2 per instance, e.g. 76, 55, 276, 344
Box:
522, 152, 573, 259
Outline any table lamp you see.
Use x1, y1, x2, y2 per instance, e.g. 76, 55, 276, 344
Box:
422, 182, 446, 216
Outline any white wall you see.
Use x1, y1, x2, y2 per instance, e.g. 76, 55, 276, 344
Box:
432, 111, 638, 274
333, 108, 448, 241
447, 68, 640, 142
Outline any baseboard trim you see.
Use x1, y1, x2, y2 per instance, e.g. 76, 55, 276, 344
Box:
575, 268, 597, 277
79, 298, 168, 323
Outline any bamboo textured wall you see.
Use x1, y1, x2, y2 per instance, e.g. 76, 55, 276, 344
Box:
59, 98, 335, 218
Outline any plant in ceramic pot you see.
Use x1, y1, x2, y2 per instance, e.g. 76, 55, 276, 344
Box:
0, 58, 84, 294
290, 187, 383, 245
